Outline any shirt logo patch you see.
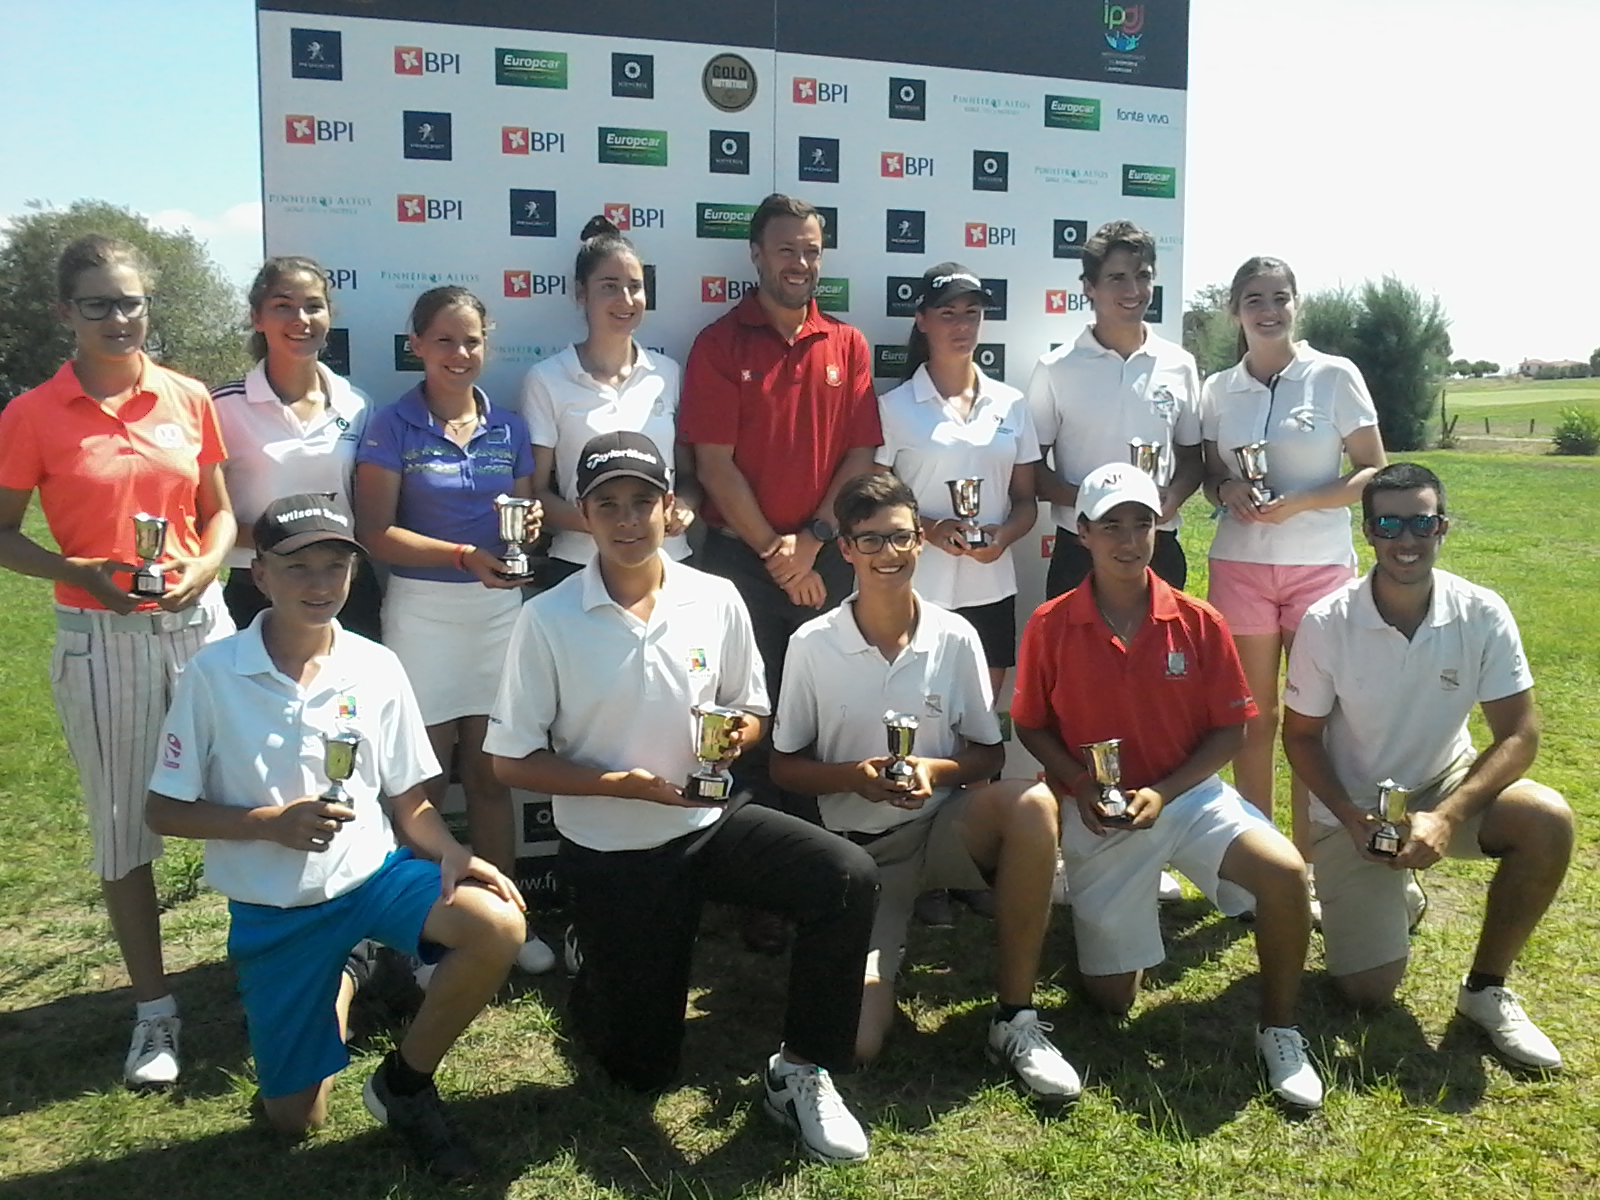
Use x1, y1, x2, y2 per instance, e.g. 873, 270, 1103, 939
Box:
488, 424, 511, 444
1148, 384, 1176, 420
825, 363, 842, 387
162, 732, 182, 770
1165, 651, 1188, 678
1440, 669, 1460, 690
151, 422, 186, 449
338, 695, 358, 719
687, 648, 708, 672
925, 693, 943, 715
740, 369, 753, 382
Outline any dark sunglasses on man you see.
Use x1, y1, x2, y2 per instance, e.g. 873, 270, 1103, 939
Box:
1368, 513, 1447, 540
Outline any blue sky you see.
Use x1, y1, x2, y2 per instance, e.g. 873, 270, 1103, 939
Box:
4, 0, 1595, 368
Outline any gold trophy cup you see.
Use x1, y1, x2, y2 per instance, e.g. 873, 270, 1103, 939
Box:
1082, 738, 1130, 821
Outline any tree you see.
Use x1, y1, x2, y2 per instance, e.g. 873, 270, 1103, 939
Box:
0, 200, 250, 407
1472, 360, 1500, 377
1182, 282, 1238, 377
1451, 358, 1472, 377
1591, 346, 1600, 376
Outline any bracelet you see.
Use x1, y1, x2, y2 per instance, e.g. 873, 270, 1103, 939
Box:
453, 543, 474, 571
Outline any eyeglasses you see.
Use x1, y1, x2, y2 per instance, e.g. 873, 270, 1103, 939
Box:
844, 528, 920, 554
1369, 514, 1446, 539
69, 295, 151, 320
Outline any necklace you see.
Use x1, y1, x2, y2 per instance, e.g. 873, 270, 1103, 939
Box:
1096, 599, 1142, 644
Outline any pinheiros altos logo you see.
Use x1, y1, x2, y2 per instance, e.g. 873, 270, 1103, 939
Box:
496, 48, 567, 88
509, 189, 558, 237
885, 209, 925, 254
793, 77, 848, 104
815, 278, 850, 313
1122, 163, 1178, 198
1045, 95, 1102, 131
1104, 3, 1145, 51
503, 270, 567, 297
598, 127, 668, 167
952, 92, 1030, 118
268, 192, 371, 217
285, 114, 353, 144
965, 222, 1016, 249
708, 130, 750, 175
604, 203, 664, 231
502, 128, 564, 154
703, 53, 757, 113
701, 277, 757, 303
1054, 219, 1089, 258
291, 29, 341, 81
377, 269, 482, 292
798, 137, 839, 183
889, 78, 926, 121
1035, 164, 1110, 187
396, 195, 463, 223
612, 53, 654, 99
881, 151, 934, 178
402, 111, 452, 161
394, 45, 459, 75
972, 151, 1009, 192
696, 202, 757, 239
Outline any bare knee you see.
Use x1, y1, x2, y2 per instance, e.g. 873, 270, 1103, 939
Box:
261, 1090, 325, 1138
1081, 971, 1139, 1017
1333, 960, 1406, 1010
452, 887, 528, 962
1004, 783, 1061, 843
1505, 784, 1574, 854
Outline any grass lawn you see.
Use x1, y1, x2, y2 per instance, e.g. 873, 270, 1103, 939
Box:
1444, 377, 1600, 440
1, 451, 1597, 1198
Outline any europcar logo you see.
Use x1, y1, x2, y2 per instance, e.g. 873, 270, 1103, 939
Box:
285, 114, 353, 143
815, 278, 850, 312
1104, 3, 1146, 51
874, 345, 910, 377
598, 127, 668, 167
604, 203, 665, 230
702, 277, 757, 303
696, 202, 757, 239
394, 46, 459, 74
291, 29, 341, 80
502, 128, 564, 154
1122, 164, 1178, 198
396, 194, 463, 222
496, 48, 567, 88
1045, 96, 1102, 131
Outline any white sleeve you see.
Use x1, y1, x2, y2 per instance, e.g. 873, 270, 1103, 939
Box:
1013, 396, 1042, 465
717, 588, 771, 717
378, 656, 442, 795
1174, 355, 1203, 446
771, 635, 821, 754
1199, 372, 1223, 443
872, 394, 898, 468
1283, 611, 1337, 719
520, 368, 559, 448
149, 659, 214, 801
483, 602, 561, 758
951, 628, 1003, 745
1478, 595, 1535, 702
1329, 358, 1379, 438
1024, 359, 1060, 451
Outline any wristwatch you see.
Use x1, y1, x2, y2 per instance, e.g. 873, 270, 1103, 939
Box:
807, 518, 837, 543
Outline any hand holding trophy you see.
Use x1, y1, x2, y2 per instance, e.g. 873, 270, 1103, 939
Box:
1081, 738, 1131, 823
944, 478, 988, 549
686, 705, 744, 803
492, 494, 538, 581
1368, 779, 1410, 857
321, 729, 362, 823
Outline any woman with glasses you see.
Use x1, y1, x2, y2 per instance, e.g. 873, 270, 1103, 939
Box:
520, 215, 696, 589
0, 234, 237, 1088
1199, 255, 1386, 852
212, 256, 381, 638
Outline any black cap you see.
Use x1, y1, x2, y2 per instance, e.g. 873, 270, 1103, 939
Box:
917, 262, 993, 310
254, 493, 365, 556
575, 431, 671, 499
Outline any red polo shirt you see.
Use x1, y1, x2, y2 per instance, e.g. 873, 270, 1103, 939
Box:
0, 356, 227, 610
1011, 570, 1257, 790
678, 293, 880, 534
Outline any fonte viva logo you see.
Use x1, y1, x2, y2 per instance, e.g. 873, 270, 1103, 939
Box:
598, 127, 668, 167
496, 48, 567, 88
1122, 163, 1178, 198
1045, 95, 1102, 131
1104, 3, 1146, 52
696, 202, 757, 239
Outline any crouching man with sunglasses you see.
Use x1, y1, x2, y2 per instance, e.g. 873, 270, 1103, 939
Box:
1283, 463, 1573, 1069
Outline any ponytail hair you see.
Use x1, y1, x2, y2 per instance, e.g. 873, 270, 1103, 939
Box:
1227, 255, 1298, 363
902, 326, 931, 381
245, 255, 330, 361
574, 215, 639, 287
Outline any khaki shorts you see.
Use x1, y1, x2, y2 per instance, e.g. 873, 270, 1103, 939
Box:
849, 790, 989, 982
1313, 750, 1511, 976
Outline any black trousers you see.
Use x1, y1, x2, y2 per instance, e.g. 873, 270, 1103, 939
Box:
223, 556, 385, 641
560, 802, 879, 1091
1045, 527, 1187, 599
697, 532, 853, 816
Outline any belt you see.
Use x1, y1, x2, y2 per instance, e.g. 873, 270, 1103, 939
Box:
56, 603, 212, 636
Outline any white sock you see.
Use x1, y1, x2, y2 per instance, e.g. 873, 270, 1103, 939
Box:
136, 995, 178, 1022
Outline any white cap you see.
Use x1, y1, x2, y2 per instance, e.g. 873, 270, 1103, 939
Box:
1075, 462, 1162, 522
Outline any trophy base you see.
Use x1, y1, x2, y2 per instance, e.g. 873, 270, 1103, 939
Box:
885, 760, 916, 788
131, 567, 166, 598
1248, 485, 1276, 506
497, 551, 532, 581
961, 529, 989, 549
686, 769, 732, 803
1098, 787, 1130, 821
1368, 826, 1401, 857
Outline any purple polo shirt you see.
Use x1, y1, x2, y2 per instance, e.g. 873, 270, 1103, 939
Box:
358, 385, 535, 582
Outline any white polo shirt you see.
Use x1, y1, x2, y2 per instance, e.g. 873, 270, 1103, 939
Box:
1025, 324, 1201, 532
875, 365, 1041, 610
773, 594, 1002, 835
212, 362, 369, 569
483, 554, 768, 852
150, 616, 439, 908
519, 343, 689, 564
1284, 569, 1534, 826
1201, 343, 1378, 566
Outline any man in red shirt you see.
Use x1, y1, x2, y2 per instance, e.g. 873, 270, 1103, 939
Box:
680, 194, 880, 948
1012, 462, 1323, 1110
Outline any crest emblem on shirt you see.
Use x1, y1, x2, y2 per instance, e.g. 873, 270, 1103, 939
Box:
925, 693, 944, 715
338, 695, 358, 720
740, 369, 753, 382
1165, 651, 1188, 678
825, 363, 842, 387
151, 422, 186, 449
687, 648, 709, 672
1439, 669, 1460, 690
1148, 385, 1177, 420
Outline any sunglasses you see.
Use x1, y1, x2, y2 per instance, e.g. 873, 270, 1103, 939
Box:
70, 295, 152, 320
1369, 514, 1446, 539
844, 529, 920, 554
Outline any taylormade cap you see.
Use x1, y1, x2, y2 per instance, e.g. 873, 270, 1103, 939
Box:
1075, 462, 1163, 523
575, 430, 671, 499
254, 493, 365, 556
917, 262, 993, 310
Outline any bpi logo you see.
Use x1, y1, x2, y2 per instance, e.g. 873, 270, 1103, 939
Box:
504, 271, 567, 297
501, 127, 565, 154
396, 194, 463, 223
603, 203, 664, 231
1045, 290, 1093, 313
285, 115, 353, 143
702, 277, 756, 303
793, 77, 848, 104
394, 46, 460, 74
965, 223, 1016, 248
325, 268, 358, 290
881, 152, 934, 178
290, 29, 342, 80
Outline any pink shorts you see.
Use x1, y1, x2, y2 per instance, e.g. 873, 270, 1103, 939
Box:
1206, 560, 1354, 636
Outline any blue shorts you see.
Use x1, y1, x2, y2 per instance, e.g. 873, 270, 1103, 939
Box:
228, 848, 444, 1099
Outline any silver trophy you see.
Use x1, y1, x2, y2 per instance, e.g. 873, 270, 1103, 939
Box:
686, 705, 741, 802
1082, 738, 1130, 821
1368, 779, 1410, 857
493, 494, 536, 579
1128, 438, 1166, 484
130, 513, 169, 597
883, 711, 920, 790
321, 729, 362, 821
1232, 442, 1276, 505
945, 478, 988, 548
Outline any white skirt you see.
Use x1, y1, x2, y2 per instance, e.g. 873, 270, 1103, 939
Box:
382, 576, 524, 725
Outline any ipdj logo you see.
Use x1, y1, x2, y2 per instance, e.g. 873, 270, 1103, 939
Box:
285, 115, 353, 144
888, 77, 926, 121
793, 77, 848, 104
798, 137, 839, 183
1053, 219, 1089, 258
881, 152, 934, 178
702, 277, 757, 303
496, 48, 567, 89
291, 29, 342, 81
965, 223, 1016, 249
1104, 3, 1146, 51
604, 203, 665, 231
396, 194, 463, 223
972, 151, 1009, 192
612, 53, 655, 98
402, 111, 452, 161
502, 128, 564, 155
885, 209, 926, 254
394, 46, 460, 75
504, 270, 567, 297
325, 269, 357, 290
509, 189, 558, 238
709, 130, 750, 175
702, 53, 757, 113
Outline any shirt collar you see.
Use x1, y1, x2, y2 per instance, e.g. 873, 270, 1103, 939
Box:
831, 592, 940, 659
1224, 341, 1315, 392
558, 341, 657, 387
1061, 568, 1182, 627
231, 610, 353, 688
395, 383, 492, 431
906, 363, 999, 407
578, 549, 679, 613
244, 360, 363, 422
1073, 323, 1153, 361
1352, 568, 1459, 630
734, 291, 825, 339
51, 355, 156, 405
